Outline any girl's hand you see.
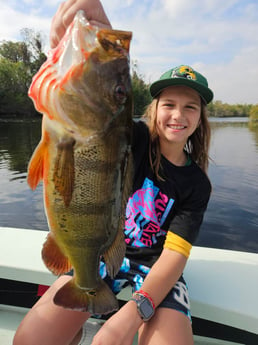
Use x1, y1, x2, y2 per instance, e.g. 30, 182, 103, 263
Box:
91, 301, 143, 345
50, 0, 112, 48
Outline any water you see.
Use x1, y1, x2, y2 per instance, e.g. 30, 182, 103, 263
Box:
0, 118, 47, 230
0, 117, 257, 253
197, 119, 258, 252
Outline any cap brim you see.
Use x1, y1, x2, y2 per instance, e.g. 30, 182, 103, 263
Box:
150, 78, 213, 104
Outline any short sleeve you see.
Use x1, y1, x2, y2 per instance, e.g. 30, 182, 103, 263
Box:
164, 173, 211, 257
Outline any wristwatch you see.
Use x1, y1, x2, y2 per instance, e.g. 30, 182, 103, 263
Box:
131, 293, 155, 322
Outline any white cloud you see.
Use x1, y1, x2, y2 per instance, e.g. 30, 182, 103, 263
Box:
0, 0, 257, 104
209, 45, 258, 104
0, 3, 51, 42
102, 0, 258, 104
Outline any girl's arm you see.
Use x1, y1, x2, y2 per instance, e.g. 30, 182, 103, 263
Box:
139, 248, 188, 307
91, 248, 188, 345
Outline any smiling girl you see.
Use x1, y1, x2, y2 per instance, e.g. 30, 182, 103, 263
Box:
13, 2, 214, 345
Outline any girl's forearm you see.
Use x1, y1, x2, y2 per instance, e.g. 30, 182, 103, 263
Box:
138, 248, 188, 307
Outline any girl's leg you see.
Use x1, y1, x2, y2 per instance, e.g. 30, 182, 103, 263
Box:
13, 275, 90, 345
138, 308, 194, 345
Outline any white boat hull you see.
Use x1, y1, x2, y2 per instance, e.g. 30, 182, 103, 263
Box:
1, 227, 257, 344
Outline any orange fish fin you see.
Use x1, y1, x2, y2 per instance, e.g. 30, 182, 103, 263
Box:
53, 138, 75, 207
42, 233, 72, 275
27, 140, 48, 190
54, 278, 118, 315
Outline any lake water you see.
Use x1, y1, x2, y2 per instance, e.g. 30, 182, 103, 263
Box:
0, 117, 257, 253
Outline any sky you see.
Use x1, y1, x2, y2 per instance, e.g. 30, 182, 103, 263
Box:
0, 0, 258, 104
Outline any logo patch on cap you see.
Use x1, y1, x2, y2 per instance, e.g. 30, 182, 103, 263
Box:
172, 65, 196, 81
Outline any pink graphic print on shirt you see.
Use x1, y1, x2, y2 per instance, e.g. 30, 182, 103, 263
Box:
124, 178, 174, 247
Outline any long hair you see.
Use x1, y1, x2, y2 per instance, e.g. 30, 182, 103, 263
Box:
142, 97, 211, 178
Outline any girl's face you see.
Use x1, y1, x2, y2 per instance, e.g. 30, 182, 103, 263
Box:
156, 85, 201, 149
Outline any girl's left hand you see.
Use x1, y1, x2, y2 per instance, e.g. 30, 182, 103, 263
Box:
91, 301, 143, 345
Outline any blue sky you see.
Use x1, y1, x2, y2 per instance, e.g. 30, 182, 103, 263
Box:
0, 0, 258, 104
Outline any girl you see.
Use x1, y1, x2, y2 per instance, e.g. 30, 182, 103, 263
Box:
14, 1, 213, 344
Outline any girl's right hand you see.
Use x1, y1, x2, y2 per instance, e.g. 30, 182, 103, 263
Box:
50, 0, 112, 48
91, 301, 143, 345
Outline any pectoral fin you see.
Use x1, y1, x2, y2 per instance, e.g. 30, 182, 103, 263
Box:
53, 138, 75, 207
42, 233, 72, 275
27, 134, 49, 190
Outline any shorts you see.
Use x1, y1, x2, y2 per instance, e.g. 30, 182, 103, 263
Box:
100, 257, 192, 321
39, 257, 191, 321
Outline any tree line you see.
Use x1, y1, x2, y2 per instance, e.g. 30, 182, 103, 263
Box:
0, 29, 46, 117
0, 30, 257, 125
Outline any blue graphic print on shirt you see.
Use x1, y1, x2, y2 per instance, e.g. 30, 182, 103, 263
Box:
124, 178, 174, 247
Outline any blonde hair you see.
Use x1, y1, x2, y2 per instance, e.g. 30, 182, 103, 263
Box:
142, 97, 211, 178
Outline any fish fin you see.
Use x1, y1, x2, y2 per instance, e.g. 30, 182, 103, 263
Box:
103, 227, 126, 279
54, 278, 119, 315
27, 139, 48, 190
42, 233, 72, 275
122, 150, 133, 210
104, 152, 133, 278
53, 138, 75, 207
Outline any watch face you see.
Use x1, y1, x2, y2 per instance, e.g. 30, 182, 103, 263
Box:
140, 298, 154, 319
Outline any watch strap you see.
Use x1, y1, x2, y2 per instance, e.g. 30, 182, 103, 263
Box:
133, 290, 156, 309
131, 290, 155, 322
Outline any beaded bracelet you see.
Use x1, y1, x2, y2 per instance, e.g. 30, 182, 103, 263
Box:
133, 289, 156, 310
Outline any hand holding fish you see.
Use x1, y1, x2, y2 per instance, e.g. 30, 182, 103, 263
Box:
50, 0, 111, 48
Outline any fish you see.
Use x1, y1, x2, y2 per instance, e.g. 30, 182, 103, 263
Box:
27, 10, 133, 314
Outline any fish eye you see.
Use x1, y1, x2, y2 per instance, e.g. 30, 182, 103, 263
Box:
114, 84, 127, 103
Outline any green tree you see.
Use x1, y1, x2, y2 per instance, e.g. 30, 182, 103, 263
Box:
20, 28, 46, 74
0, 41, 29, 63
0, 59, 35, 115
249, 104, 258, 128
0, 29, 46, 117
207, 100, 251, 117
131, 62, 152, 117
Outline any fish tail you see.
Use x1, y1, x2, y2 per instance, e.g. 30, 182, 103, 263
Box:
54, 278, 119, 315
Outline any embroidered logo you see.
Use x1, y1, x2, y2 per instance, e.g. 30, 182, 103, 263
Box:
172, 65, 196, 80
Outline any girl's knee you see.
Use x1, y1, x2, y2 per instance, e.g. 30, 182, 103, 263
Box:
13, 325, 37, 345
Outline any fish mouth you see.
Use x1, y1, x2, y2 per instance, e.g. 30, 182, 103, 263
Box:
55, 10, 132, 78
28, 10, 132, 137
55, 11, 99, 77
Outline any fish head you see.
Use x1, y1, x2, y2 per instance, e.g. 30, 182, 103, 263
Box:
29, 10, 133, 139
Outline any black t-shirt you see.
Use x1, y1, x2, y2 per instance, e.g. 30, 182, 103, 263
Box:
124, 120, 211, 267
